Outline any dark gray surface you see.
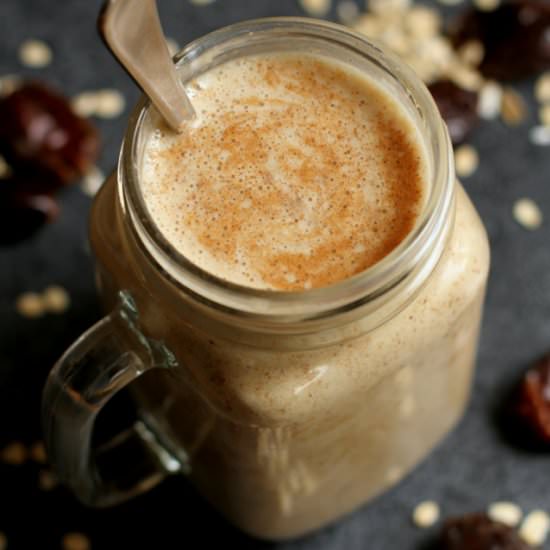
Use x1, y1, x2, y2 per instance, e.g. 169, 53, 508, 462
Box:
1, 1, 549, 548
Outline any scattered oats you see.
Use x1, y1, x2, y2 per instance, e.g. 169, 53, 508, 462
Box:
513, 198, 543, 230
380, 29, 410, 56
71, 92, 99, 118
386, 465, 403, 483
501, 88, 527, 126
299, 0, 331, 17
352, 14, 383, 38
407, 56, 439, 84
454, 144, 479, 178
38, 469, 58, 491
166, 37, 180, 57
189, 0, 216, 4
337, 0, 360, 24
474, 0, 500, 11
529, 125, 550, 146
406, 6, 441, 38
412, 501, 440, 528
0, 155, 12, 178
76, 89, 122, 119
488, 502, 523, 527
30, 441, 47, 464
81, 165, 105, 197
19, 39, 53, 68
478, 81, 502, 120
368, 0, 410, 15
535, 73, 550, 104
423, 36, 453, 70
62, 532, 91, 550
539, 104, 550, 127
353, 14, 382, 38
458, 40, 485, 67
1, 441, 27, 465
519, 510, 550, 547
0, 74, 21, 97
15, 292, 45, 318
448, 63, 484, 92
42, 285, 70, 314
352, 0, 482, 91
411, 37, 453, 82
400, 395, 416, 418
95, 89, 125, 119
0, 532, 6, 550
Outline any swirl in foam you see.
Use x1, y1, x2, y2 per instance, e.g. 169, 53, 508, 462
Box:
141, 53, 427, 290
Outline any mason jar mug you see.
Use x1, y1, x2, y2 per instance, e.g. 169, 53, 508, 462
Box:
42, 18, 490, 540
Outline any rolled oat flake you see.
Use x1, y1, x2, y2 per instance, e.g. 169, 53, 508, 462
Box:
81, 166, 105, 197
337, 0, 359, 24
38, 469, 58, 491
413, 501, 441, 528
487, 501, 523, 527
30, 441, 48, 464
454, 144, 479, 178
513, 198, 543, 230
519, 510, 550, 547
478, 81, 502, 120
534, 73, 550, 103
19, 39, 53, 68
529, 125, 550, 146
62, 532, 91, 550
42, 285, 71, 313
1, 441, 28, 465
94, 89, 126, 118
299, 0, 332, 16
71, 92, 99, 118
15, 292, 45, 318
0, 155, 11, 178
501, 88, 527, 126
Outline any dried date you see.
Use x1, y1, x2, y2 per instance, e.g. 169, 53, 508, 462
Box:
439, 513, 529, 550
428, 80, 479, 145
0, 82, 99, 189
513, 353, 550, 446
450, 0, 550, 80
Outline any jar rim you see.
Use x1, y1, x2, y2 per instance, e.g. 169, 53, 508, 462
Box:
120, 17, 455, 326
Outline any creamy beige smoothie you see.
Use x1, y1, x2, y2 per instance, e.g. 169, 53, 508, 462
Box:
90, 47, 489, 539
142, 53, 425, 290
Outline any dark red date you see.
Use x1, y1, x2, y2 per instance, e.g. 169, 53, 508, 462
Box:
513, 354, 550, 445
451, 0, 550, 80
0, 82, 99, 189
439, 513, 528, 550
428, 80, 479, 145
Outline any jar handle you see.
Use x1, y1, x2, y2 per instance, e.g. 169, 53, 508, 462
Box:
42, 291, 189, 506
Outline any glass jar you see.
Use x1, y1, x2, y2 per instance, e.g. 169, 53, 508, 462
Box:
42, 18, 490, 540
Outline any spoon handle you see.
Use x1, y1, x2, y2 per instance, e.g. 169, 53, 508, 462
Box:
99, 0, 195, 131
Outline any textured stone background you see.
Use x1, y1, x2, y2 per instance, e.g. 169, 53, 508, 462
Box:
0, 0, 549, 548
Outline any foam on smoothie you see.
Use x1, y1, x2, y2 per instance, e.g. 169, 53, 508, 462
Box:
141, 53, 427, 290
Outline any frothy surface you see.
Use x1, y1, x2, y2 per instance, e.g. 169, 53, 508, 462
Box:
142, 54, 426, 290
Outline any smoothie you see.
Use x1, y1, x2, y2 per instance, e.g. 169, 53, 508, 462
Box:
89, 45, 489, 539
